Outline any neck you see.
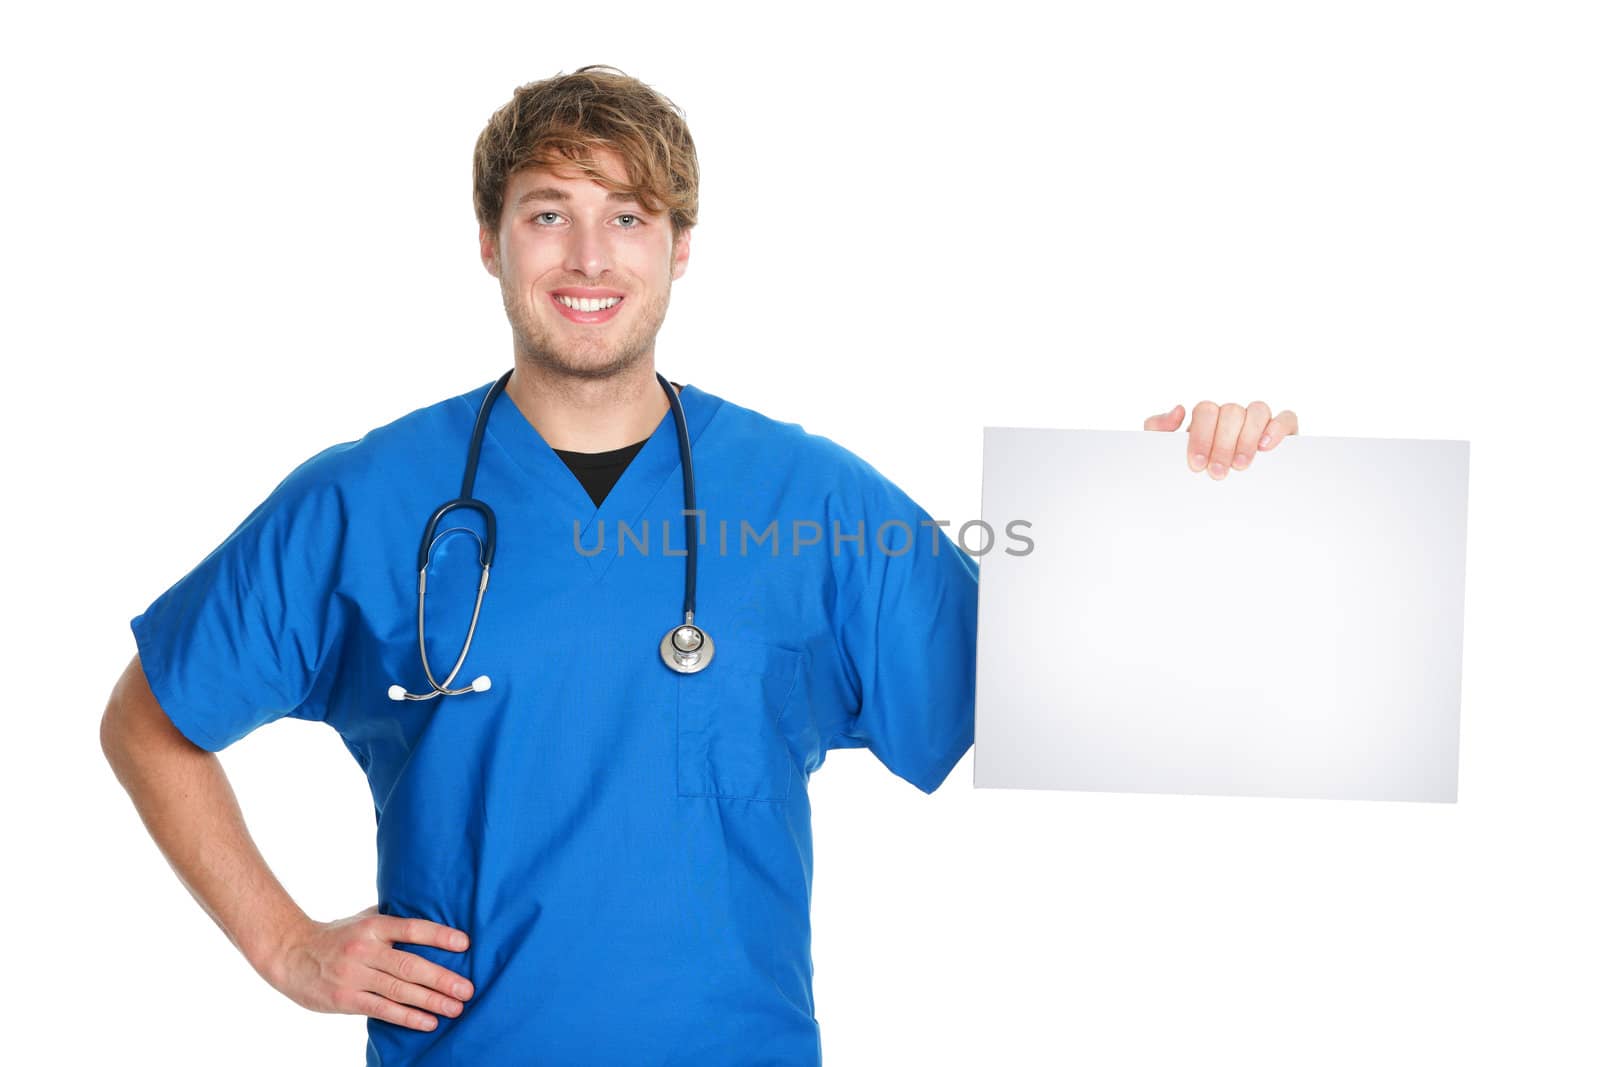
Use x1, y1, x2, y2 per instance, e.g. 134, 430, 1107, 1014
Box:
503, 358, 678, 453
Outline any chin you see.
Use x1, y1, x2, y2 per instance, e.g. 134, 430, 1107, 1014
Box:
537, 340, 644, 380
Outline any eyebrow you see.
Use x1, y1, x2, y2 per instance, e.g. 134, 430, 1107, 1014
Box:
514, 186, 644, 207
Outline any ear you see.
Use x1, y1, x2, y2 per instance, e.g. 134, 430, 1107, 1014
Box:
669, 225, 692, 281
479, 224, 501, 278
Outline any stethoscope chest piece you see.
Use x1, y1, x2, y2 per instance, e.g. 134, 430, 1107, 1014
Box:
661, 621, 715, 674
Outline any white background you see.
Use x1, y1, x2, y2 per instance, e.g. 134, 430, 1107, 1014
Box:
5, 1, 1596, 1063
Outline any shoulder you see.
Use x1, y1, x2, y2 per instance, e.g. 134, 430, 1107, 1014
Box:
694, 385, 899, 503
262, 380, 486, 507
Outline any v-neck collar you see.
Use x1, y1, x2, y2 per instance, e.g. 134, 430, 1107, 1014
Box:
469, 375, 725, 582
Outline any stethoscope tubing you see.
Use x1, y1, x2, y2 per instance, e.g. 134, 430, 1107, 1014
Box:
663, 371, 698, 620
389, 369, 708, 702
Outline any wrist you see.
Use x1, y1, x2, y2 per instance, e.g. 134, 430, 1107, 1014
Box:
243, 907, 315, 985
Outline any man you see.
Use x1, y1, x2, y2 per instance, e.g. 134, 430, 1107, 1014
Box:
101, 65, 1297, 1065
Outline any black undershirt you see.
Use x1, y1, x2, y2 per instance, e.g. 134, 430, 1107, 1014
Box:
551, 381, 684, 507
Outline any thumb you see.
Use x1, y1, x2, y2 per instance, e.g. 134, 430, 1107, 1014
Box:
1143, 403, 1184, 431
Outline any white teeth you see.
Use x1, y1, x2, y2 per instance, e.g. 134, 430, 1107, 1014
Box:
556, 295, 621, 312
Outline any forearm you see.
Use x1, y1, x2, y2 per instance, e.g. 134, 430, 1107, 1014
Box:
100, 660, 311, 980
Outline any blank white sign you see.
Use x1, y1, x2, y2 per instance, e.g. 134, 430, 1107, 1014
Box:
974, 428, 1469, 804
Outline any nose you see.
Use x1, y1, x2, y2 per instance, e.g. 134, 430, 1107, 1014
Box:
563, 215, 613, 279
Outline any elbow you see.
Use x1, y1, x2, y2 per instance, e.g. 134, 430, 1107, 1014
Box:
101, 654, 200, 775
100, 674, 134, 763
99, 698, 117, 761
100, 687, 146, 776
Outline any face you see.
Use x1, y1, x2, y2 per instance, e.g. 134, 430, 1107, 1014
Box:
480, 146, 690, 381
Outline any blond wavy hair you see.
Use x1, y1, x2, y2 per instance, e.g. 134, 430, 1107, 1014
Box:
473, 65, 699, 245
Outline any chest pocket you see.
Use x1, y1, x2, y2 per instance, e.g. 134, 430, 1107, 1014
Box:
676, 640, 803, 802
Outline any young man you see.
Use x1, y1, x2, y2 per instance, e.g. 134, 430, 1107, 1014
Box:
101, 66, 1296, 1066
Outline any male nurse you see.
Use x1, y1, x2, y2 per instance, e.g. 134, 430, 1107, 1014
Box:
101, 65, 1298, 1066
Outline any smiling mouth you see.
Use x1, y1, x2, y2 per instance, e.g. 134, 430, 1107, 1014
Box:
549, 293, 624, 323
555, 294, 621, 311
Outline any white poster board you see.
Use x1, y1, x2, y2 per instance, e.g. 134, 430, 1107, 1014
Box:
974, 428, 1469, 804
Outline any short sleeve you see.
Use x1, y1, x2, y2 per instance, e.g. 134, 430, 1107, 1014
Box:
129, 446, 354, 752
825, 462, 980, 795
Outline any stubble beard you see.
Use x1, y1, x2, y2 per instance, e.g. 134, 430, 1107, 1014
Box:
502, 279, 671, 383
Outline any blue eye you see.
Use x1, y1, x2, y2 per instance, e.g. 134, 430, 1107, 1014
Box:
617, 214, 640, 228
533, 211, 561, 225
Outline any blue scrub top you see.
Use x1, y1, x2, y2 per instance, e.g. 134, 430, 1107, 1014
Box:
131, 377, 978, 1065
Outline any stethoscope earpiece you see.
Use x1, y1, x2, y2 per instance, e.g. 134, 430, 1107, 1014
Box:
388, 369, 711, 700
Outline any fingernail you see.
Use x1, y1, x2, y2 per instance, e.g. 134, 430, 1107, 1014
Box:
456, 983, 472, 999
1233, 453, 1249, 469
1209, 461, 1226, 477
1259, 434, 1272, 449
1190, 453, 1206, 471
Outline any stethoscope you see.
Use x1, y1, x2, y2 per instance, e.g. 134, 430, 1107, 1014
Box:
387, 368, 713, 702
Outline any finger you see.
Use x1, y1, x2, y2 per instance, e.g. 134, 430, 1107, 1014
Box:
1187, 401, 1219, 472
378, 915, 471, 953
1232, 401, 1273, 470
377, 946, 475, 1002
339, 987, 442, 1032
1259, 409, 1299, 449
366, 964, 466, 1020
1206, 403, 1246, 479
1142, 404, 1184, 431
